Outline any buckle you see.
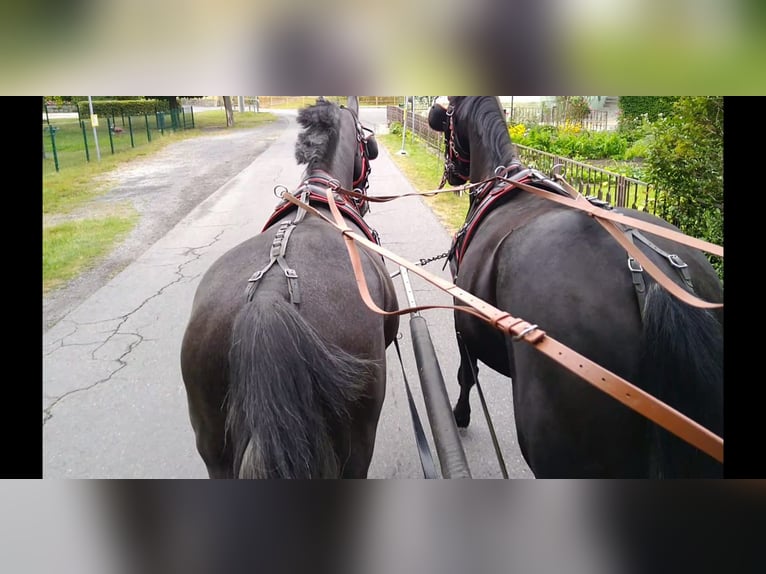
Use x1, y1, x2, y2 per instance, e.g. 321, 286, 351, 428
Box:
628, 257, 643, 273
249, 269, 265, 282
284, 268, 298, 279
668, 254, 688, 269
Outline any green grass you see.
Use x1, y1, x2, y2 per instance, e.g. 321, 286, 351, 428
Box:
43, 211, 137, 292
42, 111, 278, 294
378, 133, 469, 234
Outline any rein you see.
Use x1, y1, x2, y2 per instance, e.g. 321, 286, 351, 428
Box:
280, 185, 724, 464
334, 172, 723, 310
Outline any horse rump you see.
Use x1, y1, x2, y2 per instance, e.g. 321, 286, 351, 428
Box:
227, 296, 379, 478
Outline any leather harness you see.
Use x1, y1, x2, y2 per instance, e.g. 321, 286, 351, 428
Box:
245, 170, 381, 305
446, 165, 701, 317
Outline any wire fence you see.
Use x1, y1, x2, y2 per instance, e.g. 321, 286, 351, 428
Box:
43, 107, 195, 172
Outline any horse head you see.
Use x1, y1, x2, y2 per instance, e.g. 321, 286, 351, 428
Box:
428, 96, 472, 187
295, 96, 377, 216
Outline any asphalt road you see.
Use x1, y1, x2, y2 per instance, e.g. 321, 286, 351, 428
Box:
42, 106, 534, 479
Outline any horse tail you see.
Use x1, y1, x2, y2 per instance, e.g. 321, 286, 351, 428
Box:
226, 296, 378, 478
639, 283, 723, 477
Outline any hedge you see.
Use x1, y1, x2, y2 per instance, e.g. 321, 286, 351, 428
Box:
77, 99, 170, 118
618, 97, 678, 122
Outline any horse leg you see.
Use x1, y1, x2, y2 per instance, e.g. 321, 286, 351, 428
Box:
185, 390, 234, 479
453, 331, 477, 428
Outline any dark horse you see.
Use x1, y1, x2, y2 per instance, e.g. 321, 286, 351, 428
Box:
181, 97, 399, 478
428, 96, 723, 478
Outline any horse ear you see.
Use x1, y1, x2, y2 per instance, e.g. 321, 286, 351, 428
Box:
428, 103, 449, 132
347, 96, 359, 115
365, 134, 379, 159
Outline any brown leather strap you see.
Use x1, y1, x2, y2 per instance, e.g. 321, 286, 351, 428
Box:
510, 176, 724, 258
548, 178, 723, 310
281, 190, 724, 464
336, 182, 485, 203
344, 176, 723, 258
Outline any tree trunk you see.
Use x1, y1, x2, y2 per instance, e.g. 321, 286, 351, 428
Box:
223, 96, 234, 127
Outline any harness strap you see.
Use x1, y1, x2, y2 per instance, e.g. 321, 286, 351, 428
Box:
246, 220, 301, 304
625, 231, 648, 317
393, 337, 439, 479
631, 228, 696, 293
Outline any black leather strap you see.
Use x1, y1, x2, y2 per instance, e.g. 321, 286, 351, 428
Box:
393, 337, 439, 479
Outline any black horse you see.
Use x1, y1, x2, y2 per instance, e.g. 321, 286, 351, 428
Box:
181, 97, 399, 478
428, 96, 723, 478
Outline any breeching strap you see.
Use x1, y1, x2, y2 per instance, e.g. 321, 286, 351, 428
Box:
281, 189, 724, 464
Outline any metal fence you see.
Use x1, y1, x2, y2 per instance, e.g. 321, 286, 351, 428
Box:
43, 108, 196, 172
508, 105, 610, 132
386, 106, 660, 214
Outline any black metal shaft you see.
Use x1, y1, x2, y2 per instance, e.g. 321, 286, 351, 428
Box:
409, 315, 471, 479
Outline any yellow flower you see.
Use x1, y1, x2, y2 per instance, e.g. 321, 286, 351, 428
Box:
508, 123, 526, 140
560, 121, 582, 134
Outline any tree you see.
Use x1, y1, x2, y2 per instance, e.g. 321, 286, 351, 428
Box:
645, 96, 723, 277
223, 96, 234, 127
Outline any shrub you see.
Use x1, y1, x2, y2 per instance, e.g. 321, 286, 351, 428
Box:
644, 97, 723, 277
77, 99, 169, 118
389, 121, 403, 135
618, 97, 678, 131
514, 125, 629, 160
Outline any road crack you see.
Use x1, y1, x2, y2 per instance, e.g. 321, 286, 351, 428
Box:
43, 230, 226, 425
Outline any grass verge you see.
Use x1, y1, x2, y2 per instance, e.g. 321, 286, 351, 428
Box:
378, 133, 468, 234
43, 210, 137, 292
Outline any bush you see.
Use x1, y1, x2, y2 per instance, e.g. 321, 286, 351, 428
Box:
77, 99, 169, 118
514, 125, 629, 160
644, 97, 723, 277
389, 121, 403, 135
618, 97, 678, 131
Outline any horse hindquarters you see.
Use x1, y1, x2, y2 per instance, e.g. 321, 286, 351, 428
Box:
227, 296, 382, 478
640, 283, 723, 478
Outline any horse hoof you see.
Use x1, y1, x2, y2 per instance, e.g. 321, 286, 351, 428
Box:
454, 407, 471, 428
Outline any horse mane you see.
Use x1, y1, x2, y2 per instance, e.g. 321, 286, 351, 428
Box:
295, 98, 341, 166
465, 96, 519, 165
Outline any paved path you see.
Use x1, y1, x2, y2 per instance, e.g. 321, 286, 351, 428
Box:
42, 107, 534, 479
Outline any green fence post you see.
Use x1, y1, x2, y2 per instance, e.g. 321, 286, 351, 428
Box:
157, 112, 164, 135
190, 106, 195, 128
81, 120, 90, 162
145, 114, 151, 142
128, 116, 135, 148
107, 117, 115, 154
48, 125, 60, 172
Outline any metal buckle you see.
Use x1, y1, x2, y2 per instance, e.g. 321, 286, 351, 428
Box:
628, 257, 643, 273
284, 268, 298, 279
249, 269, 265, 282
513, 324, 539, 342
668, 254, 688, 269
